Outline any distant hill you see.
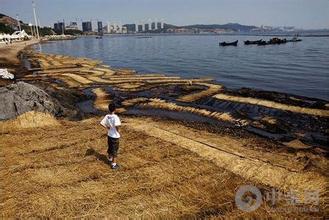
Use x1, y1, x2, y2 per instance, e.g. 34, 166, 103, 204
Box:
0, 12, 53, 35
0, 13, 18, 33
181, 23, 258, 32
0, 13, 24, 27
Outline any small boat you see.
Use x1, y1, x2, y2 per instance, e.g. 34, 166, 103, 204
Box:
268, 38, 287, 45
95, 36, 102, 39
287, 37, 302, 42
219, 40, 238, 46
244, 40, 264, 45
257, 38, 287, 46
257, 40, 267, 46
137, 36, 152, 39
287, 34, 302, 42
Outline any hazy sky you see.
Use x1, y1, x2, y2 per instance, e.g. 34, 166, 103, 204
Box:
1, 0, 329, 29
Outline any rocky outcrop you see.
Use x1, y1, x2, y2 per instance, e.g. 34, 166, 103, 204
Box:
0, 82, 63, 120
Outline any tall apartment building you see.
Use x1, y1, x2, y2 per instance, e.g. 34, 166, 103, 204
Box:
82, 21, 92, 32
54, 22, 65, 34
97, 21, 103, 33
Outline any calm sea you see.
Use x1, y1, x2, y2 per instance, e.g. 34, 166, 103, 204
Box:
36, 35, 329, 100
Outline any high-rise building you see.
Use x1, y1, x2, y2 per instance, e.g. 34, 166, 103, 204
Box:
151, 22, 156, 30
97, 21, 103, 33
122, 24, 136, 33
144, 23, 150, 32
66, 22, 78, 30
54, 21, 65, 34
82, 21, 92, 32
157, 22, 162, 30
137, 24, 143, 32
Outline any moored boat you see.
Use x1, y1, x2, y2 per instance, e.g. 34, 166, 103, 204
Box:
219, 40, 238, 46
257, 37, 288, 46
244, 40, 264, 45
287, 36, 302, 42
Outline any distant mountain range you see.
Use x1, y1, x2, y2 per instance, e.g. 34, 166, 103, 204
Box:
0, 13, 259, 33
177, 23, 258, 32
1, 12, 328, 35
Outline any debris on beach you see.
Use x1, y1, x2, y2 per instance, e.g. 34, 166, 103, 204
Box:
0, 68, 14, 79
21, 51, 329, 148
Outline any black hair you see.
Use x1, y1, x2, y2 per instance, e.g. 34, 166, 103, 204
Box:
108, 103, 116, 113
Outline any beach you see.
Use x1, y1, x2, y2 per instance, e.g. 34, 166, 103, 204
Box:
0, 41, 328, 218
0, 39, 39, 66
0, 39, 39, 86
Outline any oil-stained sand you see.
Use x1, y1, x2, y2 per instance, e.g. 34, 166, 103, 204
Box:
1, 114, 327, 218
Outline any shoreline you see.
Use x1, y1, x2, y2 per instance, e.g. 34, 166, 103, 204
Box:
78, 32, 329, 38
18, 49, 329, 146
34, 36, 329, 101
0, 40, 329, 111
2, 40, 329, 149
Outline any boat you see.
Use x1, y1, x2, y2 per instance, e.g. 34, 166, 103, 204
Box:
244, 40, 264, 45
257, 40, 267, 46
219, 40, 238, 46
268, 37, 287, 44
287, 38, 302, 42
95, 36, 102, 39
256, 37, 287, 46
137, 36, 152, 39
287, 36, 302, 42
256, 35, 302, 46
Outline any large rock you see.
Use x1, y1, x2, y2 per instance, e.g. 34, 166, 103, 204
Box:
0, 82, 62, 120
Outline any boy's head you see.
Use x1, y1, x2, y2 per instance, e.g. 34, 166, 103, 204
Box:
108, 103, 116, 113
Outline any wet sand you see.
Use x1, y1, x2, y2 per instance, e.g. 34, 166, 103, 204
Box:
0, 39, 39, 86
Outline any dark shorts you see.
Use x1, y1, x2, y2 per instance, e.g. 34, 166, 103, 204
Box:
107, 136, 120, 157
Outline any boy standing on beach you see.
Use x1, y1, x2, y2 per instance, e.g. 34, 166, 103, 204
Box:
100, 103, 121, 169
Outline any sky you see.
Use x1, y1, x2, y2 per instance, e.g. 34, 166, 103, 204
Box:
1, 0, 329, 29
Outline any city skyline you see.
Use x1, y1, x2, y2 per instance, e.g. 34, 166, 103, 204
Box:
1, 0, 329, 29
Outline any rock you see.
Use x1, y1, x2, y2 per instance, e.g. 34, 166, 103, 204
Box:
0, 81, 63, 120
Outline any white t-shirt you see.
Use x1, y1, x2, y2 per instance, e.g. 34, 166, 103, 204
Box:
100, 114, 121, 138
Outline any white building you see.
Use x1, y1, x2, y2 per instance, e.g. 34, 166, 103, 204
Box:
0, 30, 32, 45
105, 23, 126, 34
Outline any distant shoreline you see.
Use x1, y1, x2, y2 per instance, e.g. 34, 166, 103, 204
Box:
83, 32, 329, 38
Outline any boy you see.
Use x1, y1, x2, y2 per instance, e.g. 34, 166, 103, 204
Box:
100, 103, 121, 169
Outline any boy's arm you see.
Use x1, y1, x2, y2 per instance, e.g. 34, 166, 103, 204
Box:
100, 123, 111, 129
100, 116, 112, 129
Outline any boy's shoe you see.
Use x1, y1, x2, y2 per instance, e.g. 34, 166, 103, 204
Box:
111, 164, 120, 170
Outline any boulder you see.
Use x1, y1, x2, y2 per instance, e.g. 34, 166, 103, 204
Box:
0, 81, 62, 120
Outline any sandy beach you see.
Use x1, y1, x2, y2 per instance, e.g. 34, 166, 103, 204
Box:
0, 42, 328, 218
0, 39, 39, 66
0, 39, 39, 86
